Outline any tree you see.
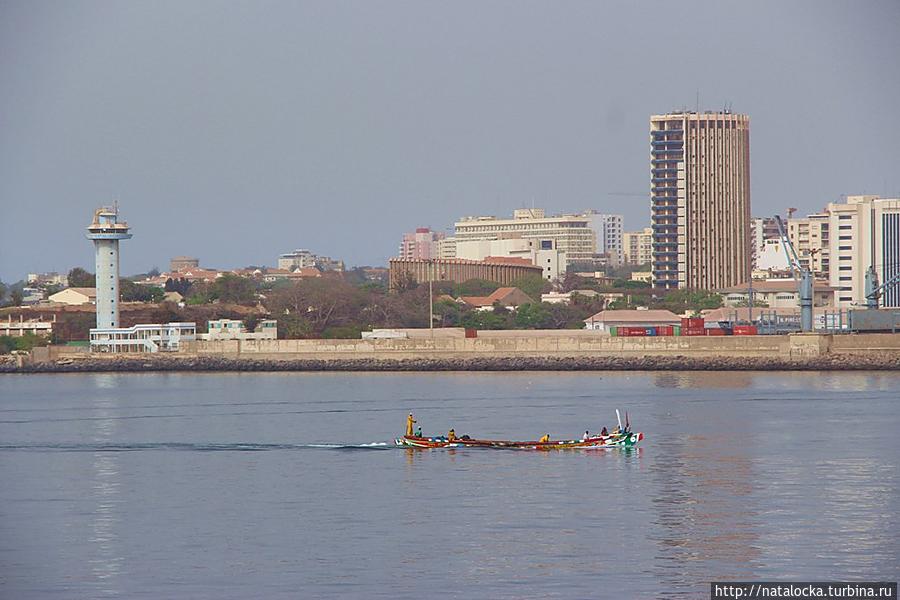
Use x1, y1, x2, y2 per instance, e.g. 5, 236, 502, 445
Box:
210, 274, 257, 305
454, 279, 499, 297
147, 266, 161, 277
9, 289, 23, 306
509, 275, 550, 300
120, 280, 165, 303
67, 267, 96, 288
514, 303, 552, 329
0, 281, 6, 302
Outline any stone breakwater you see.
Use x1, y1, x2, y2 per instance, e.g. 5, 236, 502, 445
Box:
3, 354, 900, 373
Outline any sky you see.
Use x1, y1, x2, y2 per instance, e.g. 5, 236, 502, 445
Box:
1, 0, 899, 282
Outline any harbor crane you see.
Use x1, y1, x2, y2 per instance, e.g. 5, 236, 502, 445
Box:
774, 215, 813, 332
864, 266, 900, 310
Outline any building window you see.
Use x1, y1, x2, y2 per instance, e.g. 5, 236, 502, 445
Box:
839, 215, 852, 220
838, 246, 852, 251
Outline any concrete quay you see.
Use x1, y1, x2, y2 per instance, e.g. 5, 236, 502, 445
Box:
4, 332, 900, 372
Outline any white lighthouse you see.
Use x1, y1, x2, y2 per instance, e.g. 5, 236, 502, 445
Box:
85, 206, 132, 329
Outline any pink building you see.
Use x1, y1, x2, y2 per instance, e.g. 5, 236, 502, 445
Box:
398, 227, 445, 260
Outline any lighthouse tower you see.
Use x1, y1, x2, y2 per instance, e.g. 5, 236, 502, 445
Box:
85, 206, 132, 329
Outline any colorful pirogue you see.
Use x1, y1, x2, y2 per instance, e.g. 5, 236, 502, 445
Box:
395, 410, 643, 450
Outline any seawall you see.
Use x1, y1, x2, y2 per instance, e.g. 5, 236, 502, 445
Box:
3, 332, 900, 372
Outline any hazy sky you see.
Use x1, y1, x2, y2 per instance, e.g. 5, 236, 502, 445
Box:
2, 0, 899, 282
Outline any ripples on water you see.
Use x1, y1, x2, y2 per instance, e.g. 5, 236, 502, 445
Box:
0, 371, 898, 599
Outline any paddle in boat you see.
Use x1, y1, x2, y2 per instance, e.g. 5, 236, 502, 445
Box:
395, 409, 643, 450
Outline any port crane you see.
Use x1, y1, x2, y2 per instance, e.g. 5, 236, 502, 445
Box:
864, 266, 900, 310
774, 214, 813, 332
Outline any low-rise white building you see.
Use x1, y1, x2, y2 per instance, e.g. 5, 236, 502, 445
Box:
198, 319, 278, 341
90, 322, 197, 353
583, 309, 681, 333
717, 280, 836, 308
1, 315, 54, 337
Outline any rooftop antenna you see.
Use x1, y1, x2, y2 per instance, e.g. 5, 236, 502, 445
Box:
695, 89, 700, 113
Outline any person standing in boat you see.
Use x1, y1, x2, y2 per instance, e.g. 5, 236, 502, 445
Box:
448, 429, 456, 442
406, 413, 417, 437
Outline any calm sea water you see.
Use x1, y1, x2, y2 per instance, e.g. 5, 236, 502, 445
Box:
0, 371, 898, 599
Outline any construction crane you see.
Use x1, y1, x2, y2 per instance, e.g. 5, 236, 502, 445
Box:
864, 266, 900, 309
774, 215, 813, 332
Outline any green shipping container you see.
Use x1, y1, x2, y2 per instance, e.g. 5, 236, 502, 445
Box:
609, 326, 617, 337
673, 325, 681, 336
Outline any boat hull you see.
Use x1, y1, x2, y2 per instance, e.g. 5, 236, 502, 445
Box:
395, 432, 643, 450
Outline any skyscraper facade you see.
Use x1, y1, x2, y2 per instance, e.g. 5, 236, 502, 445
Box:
650, 111, 751, 290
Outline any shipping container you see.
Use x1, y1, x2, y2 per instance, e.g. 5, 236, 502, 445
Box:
465, 328, 478, 338
656, 325, 674, 336
732, 325, 758, 335
618, 327, 648, 337
608, 326, 617, 336
681, 317, 705, 329
681, 326, 706, 336
706, 328, 726, 336
673, 325, 681, 336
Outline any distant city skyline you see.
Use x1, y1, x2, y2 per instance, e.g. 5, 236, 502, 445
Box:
2, 1, 899, 282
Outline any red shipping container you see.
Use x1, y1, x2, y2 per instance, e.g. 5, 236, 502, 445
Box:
682, 327, 706, 336
706, 328, 726, 336
465, 328, 478, 338
681, 317, 705, 328
733, 325, 758, 336
619, 327, 648, 336
656, 325, 674, 336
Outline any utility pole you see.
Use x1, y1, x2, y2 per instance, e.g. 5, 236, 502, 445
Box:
428, 260, 434, 338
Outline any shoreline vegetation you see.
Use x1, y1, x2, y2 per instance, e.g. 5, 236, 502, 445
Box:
2, 353, 899, 373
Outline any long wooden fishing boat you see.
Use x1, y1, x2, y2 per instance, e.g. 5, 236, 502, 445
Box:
394, 430, 643, 450
396, 409, 643, 450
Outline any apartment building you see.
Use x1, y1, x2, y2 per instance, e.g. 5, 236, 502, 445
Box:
277, 249, 344, 272
787, 212, 830, 278
650, 111, 751, 290
454, 208, 595, 267
623, 227, 653, 266
583, 211, 623, 265
398, 228, 445, 260
826, 195, 900, 307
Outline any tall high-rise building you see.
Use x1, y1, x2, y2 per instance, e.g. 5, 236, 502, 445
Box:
85, 206, 132, 329
650, 111, 751, 290
826, 195, 900, 307
398, 227, 445, 260
582, 211, 623, 265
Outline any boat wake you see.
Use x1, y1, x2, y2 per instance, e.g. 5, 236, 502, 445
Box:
0, 441, 394, 453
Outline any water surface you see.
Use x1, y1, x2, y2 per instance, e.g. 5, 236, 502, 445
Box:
1, 371, 897, 598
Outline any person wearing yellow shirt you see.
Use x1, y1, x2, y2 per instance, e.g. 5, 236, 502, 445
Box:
539, 433, 550, 443
448, 429, 456, 442
406, 413, 417, 437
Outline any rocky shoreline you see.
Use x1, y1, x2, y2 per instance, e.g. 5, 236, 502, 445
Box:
2, 353, 900, 373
